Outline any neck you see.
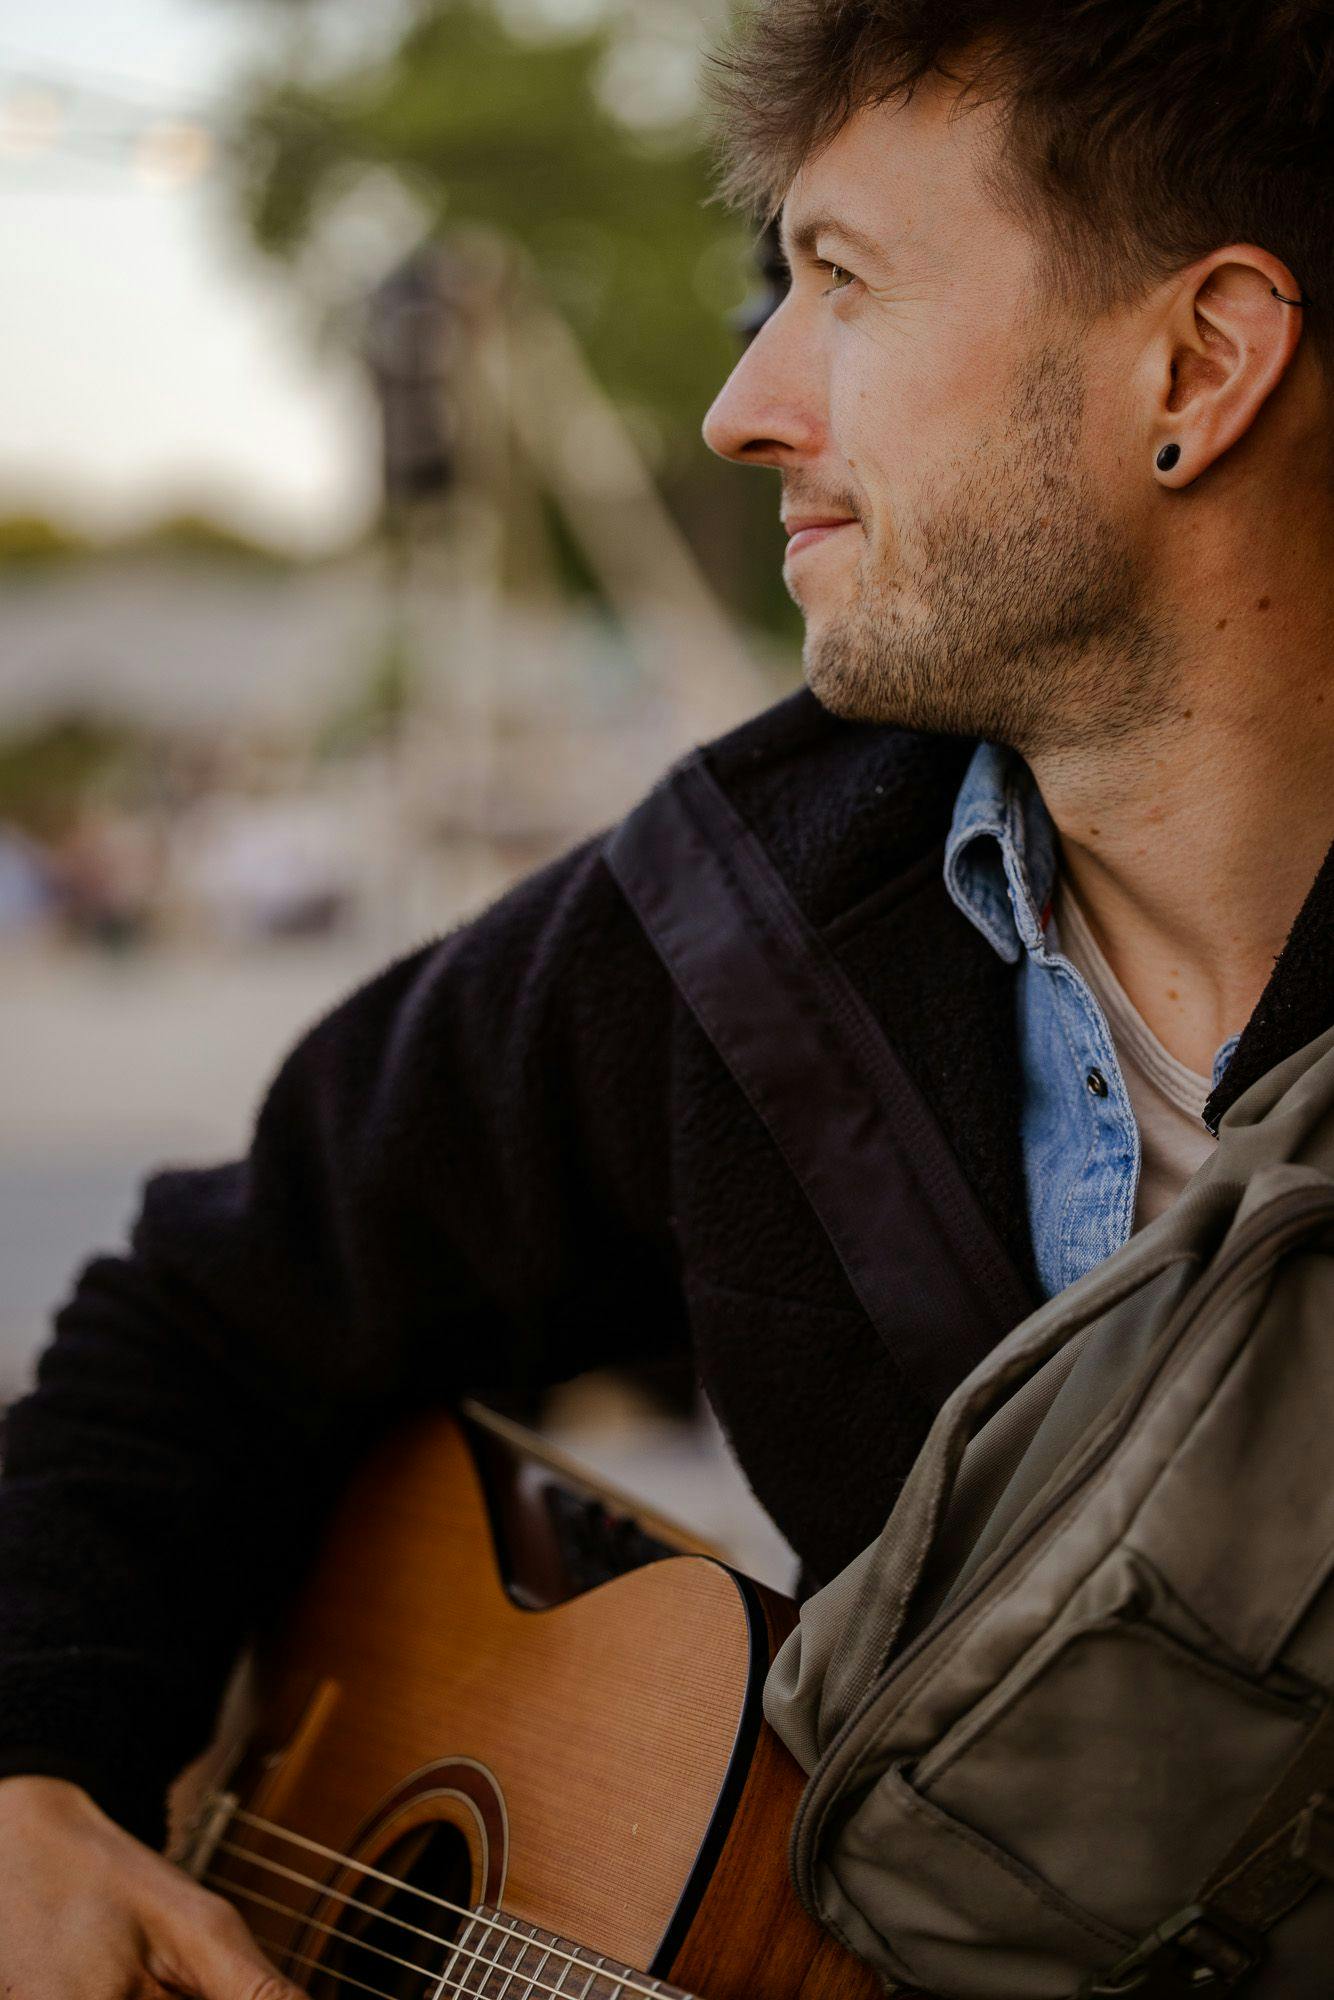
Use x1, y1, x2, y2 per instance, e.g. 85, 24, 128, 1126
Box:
1029, 618, 1334, 1077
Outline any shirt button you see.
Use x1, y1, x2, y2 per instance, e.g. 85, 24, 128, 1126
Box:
1086, 1068, 1109, 1098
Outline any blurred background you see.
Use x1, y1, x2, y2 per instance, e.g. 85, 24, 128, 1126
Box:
0, 0, 799, 1584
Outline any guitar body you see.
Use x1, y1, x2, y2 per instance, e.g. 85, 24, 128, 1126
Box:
201, 1411, 882, 2000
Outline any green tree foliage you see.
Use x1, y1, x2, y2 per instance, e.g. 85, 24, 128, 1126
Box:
231, 0, 748, 459
0, 716, 139, 840
0, 512, 300, 572
222, 0, 796, 632
0, 516, 93, 569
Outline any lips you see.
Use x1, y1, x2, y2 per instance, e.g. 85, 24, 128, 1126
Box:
783, 517, 857, 559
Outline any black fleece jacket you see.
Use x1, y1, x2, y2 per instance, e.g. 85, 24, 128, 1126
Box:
0, 689, 1329, 1850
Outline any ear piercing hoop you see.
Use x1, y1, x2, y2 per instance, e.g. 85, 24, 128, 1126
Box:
1156, 287, 1310, 477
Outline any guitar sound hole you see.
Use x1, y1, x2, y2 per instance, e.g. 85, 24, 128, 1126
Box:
306, 1822, 472, 1998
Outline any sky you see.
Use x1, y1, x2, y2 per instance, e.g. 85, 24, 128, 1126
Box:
0, 0, 384, 551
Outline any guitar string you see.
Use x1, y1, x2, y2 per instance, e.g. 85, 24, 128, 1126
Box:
221, 1879, 620, 2000
252, 1926, 619, 2000
215, 1833, 653, 2000
207, 1858, 638, 2000
209, 1871, 608, 1998
204, 1874, 459, 1988
222, 1809, 674, 2000
213, 1840, 636, 2000
246, 1932, 413, 2000
215, 1843, 480, 1955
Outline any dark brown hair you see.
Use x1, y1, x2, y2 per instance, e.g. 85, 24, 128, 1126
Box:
705, 0, 1334, 371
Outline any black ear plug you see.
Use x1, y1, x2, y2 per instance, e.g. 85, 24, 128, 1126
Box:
1156, 443, 1181, 472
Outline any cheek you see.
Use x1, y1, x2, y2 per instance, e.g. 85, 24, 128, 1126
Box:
827, 338, 974, 519
829, 381, 908, 521
827, 361, 985, 585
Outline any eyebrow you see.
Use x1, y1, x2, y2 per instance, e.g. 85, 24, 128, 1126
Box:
778, 208, 894, 272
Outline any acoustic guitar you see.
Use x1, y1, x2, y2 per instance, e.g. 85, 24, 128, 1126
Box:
176, 1403, 884, 2000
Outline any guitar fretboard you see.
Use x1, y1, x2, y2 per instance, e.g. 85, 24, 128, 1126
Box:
441, 1907, 695, 2000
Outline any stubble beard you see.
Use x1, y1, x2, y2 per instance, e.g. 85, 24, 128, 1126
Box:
802, 340, 1177, 759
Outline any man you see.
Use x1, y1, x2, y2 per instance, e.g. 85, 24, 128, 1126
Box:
2, 2, 1332, 1993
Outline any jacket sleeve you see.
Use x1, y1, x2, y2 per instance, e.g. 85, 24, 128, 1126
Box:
0, 834, 685, 1846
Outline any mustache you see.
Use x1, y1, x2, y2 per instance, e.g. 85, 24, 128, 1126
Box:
782, 489, 863, 521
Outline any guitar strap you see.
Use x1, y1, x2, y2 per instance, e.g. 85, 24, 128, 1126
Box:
603, 753, 1035, 1412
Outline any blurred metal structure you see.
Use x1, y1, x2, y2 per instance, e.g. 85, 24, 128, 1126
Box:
361, 229, 768, 743
353, 227, 771, 941
363, 245, 468, 510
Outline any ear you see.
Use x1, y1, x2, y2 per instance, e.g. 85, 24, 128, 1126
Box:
1151, 245, 1307, 486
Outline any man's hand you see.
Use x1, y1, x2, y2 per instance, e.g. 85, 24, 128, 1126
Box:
0, 1776, 306, 1999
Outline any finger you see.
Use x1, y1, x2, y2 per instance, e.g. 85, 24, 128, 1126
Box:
150, 1896, 308, 2000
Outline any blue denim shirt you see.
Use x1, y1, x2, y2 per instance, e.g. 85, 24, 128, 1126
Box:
944, 743, 1238, 1298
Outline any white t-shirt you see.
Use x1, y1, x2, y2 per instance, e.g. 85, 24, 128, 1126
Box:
1049, 882, 1216, 1228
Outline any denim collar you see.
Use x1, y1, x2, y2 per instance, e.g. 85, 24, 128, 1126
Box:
943, 741, 1056, 967
943, 739, 1240, 1090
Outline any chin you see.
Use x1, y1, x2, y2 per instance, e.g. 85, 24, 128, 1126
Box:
801, 643, 887, 724
801, 622, 973, 736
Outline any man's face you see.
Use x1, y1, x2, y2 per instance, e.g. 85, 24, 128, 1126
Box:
702, 80, 1171, 754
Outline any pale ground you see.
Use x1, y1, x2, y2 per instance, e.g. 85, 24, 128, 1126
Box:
0, 936, 798, 1592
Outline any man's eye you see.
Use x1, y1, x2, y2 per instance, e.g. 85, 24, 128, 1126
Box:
818, 260, 858, 294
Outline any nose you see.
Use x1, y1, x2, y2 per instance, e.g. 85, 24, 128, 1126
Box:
701, 292, 828, 469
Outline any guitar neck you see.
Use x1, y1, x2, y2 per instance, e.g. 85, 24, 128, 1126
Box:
444, 1906, 696, 2000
